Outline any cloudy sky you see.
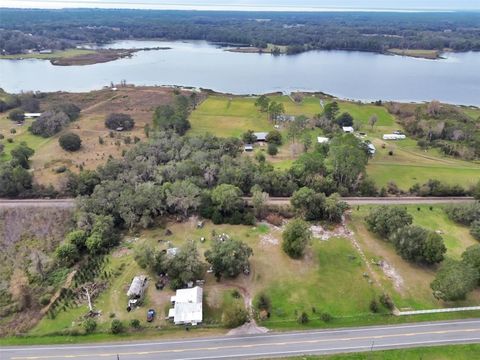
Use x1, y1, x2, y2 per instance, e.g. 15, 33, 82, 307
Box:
1, 0, 479, 11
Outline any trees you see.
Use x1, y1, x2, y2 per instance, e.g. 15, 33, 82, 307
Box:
51, 102, 81, 121
205, 238, 253, 280
462, 245, 480, 284
287, 115, 307, 142
10, 142, 34, 169
241, 130, 257, 144
105, 113, 134, 131
164, 180, 202, 217
255, 95, 270, 112
85, 215, 119, 254
222, 305, 249, 328
0, 163, 32, 197
369, 114, 378, 129
431, 259, 478, 301
328, 135, 368, 192
30, 110, 70, 137
389, 226, 446, 265
20, 96, 40, 112
59, 132, 82, 151
470, 220, 480, 240
323, 101, 339, 121
291, 187, 347, 223
153, 95, 191, 135
365, 206, 413, 238
335, 112, 354, 127
251, 185, 269, 219
8, 109, 25, 122
168, 241, 204, 289
268, 101, 285, 122
211, 184, 244, 215
266, 130, 282, 145
282, 218, 312, 258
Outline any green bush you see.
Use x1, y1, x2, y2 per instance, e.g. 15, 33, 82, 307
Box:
320, 312, 333, 322
222, 306, 248, 328
110, 319, 124, 334
59, 132, 82, 151
83, 318, 97, 334
130, 319, 141, 329
369, 299, 379, 313
297, 311, 309, 324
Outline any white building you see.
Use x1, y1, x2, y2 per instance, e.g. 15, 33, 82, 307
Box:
367, 143, 376, 155
24, 113, 42, 118
342, 126, 354, 133
317, 136, 329, 144
253, 132, 268, 141
383, 134, 406, 140
168, 286, 203, 326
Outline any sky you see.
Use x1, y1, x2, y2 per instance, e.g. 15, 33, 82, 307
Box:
1, 0, 479, 11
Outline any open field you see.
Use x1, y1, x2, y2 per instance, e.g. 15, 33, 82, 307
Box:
349, 205, 480, 311
287, 343, 480, 360
0, 49, 96, 60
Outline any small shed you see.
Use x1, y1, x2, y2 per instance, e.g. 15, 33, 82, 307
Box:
244, 144, 254, 152
253, 132, 268, 142
24, 113, 42, 118
317, 136, 329, 144
342, 126, 354, 133
383, 134, 406, 140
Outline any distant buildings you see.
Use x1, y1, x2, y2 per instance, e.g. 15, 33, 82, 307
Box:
168, 286, 203, 326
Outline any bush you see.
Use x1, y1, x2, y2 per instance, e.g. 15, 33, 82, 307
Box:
266, 213, 283, 226
431, 259, 478, 301
297, 311, 309, 324
110, 319, 124, 334
266, 130, 282, 145
282, 218, 312, 258
470, 220, 480, 240
445, 203, 480, 226
267, 143, 278, 156
30, 111, 70, 137
130, 319, 141, 329
369, 299, 379, 313
51, 102, 81, 121
379, 293, 395, 311
59, 132, 82, 151
39, 294, 51, 306
55, 243, 80, 267
365, 206, 413, 238
222, 306, 248, 328
254, 293, 271, 313
83, 318, 97, 334
105, 113, 135, 131
320, 312, 333, 322
8, 109, 25, 122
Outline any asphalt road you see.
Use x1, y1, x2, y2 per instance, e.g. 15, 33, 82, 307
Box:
2, 319, 480, 360
0, 196, 475, 209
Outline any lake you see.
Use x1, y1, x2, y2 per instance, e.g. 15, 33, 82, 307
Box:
1, 40, 480, 105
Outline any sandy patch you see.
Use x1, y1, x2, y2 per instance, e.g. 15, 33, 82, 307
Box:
380, 260, 405, 291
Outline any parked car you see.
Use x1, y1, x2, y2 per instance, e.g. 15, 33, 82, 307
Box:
147, 309, 156, 322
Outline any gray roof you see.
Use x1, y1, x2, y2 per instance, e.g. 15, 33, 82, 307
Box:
254, 132, 268, 141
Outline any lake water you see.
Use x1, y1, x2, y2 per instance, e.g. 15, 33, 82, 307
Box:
1, 40, 480, 105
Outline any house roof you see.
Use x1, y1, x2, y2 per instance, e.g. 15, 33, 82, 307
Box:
170, 286, 203, 325
342, 126, 354, 132
317, 136, 329, 144
253, 132, 268, 141
244, 144, 254, 150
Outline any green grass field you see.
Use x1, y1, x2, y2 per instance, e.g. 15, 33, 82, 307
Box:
0, 49, 96, 60
189, 96, 273, 137
287, 343, 480, 360
349, 205, 480, 311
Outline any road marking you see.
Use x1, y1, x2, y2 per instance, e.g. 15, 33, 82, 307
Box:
9, 328, 480, 359
4, 319, 480, 353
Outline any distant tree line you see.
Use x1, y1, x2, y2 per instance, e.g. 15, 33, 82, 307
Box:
1, 9, 480, 55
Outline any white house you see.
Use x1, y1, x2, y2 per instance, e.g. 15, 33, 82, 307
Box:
168, 286, 203, 326
342, 126, 354, 133
383, 134, 406, 140
367, 143, 376, 155
24, 113, 42, 118
317, 136, 329, 144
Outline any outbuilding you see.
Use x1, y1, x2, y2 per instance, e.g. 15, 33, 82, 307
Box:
253, 132, 268, 142
317, 136, 329, 144
342, 126, 354, 133
244, 144, 254, 152
126, 275, 148, 310
383, 134, 406, 140
168, 286, 203, 326
24, 113, 42, 118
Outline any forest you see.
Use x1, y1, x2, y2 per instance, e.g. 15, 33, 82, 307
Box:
1, 9, 480, 54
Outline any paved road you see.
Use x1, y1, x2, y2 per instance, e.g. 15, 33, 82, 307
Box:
2, 319, 480, 360
0, 197, 474, 209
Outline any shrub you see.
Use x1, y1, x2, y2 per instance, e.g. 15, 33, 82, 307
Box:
105, 113, 135, 131
254, 293, 271, 313
10, 128, 16, 134
267, 143, 278, 156
431, 259, 478, 301
55, 243, 80, 267
320, 312, 333, 322
369, 299, 379, 313
30, 111, 70, 137
8, 109, 25, 122
379, 294, 395, 311
222, 306, 248, 328
51, 102, 81, 121
266, 213, 283, 226
266, 130, 282, 145
59, 133, 82, 151
470, 220, 480, 240
365, 206, 413, 238
39, 294, 51, 306
110, 319, 124, 334
130, 319, 141, 329
83, 318, 97, 334
297, 311, 309, 324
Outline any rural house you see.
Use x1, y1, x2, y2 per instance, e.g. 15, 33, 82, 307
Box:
253, 132, 268, 142
168, 286, 203, 326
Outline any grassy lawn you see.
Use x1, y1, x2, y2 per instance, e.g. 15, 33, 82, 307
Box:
286, 343, 480, 360
349, 205, 480, 311
0, 49, 96, 60
189, 96, 273, 137
387, 48, 440, 59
